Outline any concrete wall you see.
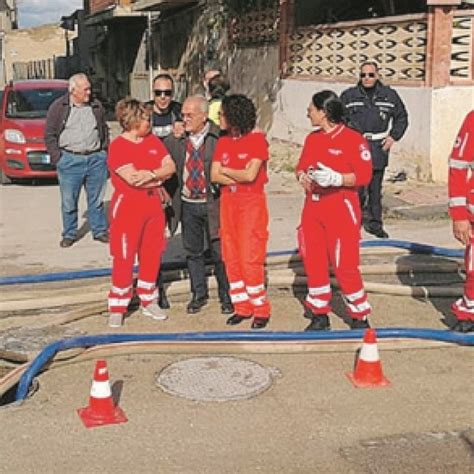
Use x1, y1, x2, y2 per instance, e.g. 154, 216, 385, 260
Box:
269, 78, 473, 183
430, 87, 474, 183
4, 24, 73, 82
228, 44, 280, 133
156, 5, 227, 95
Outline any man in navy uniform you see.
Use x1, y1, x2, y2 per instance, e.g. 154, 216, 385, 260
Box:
341, 61, 408, 238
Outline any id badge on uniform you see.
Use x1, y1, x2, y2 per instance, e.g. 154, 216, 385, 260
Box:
311, 194, 320, 201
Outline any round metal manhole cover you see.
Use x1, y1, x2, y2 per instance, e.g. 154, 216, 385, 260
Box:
156, 356, 274, 402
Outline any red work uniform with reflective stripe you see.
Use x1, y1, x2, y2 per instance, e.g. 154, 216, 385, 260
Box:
107, 134, 168, 314
213, 132, 271, 319
296, 124, 372, 320
448, 110, 474, 321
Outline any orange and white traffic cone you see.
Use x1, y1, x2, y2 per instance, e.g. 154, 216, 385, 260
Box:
77, 360, 127, 428
346, 328, 391, 388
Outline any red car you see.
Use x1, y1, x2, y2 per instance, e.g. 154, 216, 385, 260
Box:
0, 79, 69, 184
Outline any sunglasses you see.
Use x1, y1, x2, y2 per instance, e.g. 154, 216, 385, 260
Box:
154, 89, 173, 97
360, 72, 376, 78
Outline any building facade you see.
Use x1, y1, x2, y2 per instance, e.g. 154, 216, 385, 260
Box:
0, 0, 18, 86
83, 0, 473, 182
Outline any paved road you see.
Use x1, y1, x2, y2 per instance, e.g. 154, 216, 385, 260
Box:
0, 173, 460, 277
1, 173, 472, 473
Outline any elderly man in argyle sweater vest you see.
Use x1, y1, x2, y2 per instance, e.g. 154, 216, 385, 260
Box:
164, 95, 233, 315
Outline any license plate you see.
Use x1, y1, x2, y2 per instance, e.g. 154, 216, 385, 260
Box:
27, 152, 52, 166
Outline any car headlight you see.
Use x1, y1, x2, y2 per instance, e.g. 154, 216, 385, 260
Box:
4, 129, 26, 144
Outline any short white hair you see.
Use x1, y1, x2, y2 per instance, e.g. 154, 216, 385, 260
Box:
184, 95, 209, 114
69, 73, 89, 92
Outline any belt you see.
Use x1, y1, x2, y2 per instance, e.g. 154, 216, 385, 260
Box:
62, 149, 100, 156
363, 131, 388, 141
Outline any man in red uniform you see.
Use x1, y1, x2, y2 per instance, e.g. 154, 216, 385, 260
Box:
448, 109, 474, 333
296, 90, 372, 330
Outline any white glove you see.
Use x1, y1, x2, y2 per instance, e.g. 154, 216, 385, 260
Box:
312, 163, 343, 188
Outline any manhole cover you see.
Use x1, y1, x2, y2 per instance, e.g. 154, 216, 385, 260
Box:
156, 356, 274, 402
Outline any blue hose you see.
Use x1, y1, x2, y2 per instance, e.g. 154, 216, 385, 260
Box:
15, 328, 474, 401
360, 240, 463, 258
0, 240, 464, 286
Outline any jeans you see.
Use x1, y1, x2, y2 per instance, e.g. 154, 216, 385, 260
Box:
56, 150, 108, 239
181, 201, 230, 302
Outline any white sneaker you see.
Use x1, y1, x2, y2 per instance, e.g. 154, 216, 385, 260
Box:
141, 303, 168, 321
108, 312, 124, 328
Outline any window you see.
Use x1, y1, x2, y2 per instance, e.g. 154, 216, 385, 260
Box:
6, 88, 67, 119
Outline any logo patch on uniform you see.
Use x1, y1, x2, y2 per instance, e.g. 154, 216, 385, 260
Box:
359, 144, 371, 161
149, 149, 158, 155
328, 148, 342, 156
238, 153, 248, 160
222, 153, 230, 165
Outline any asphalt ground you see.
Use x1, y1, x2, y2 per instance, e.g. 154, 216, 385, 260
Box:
0, 172, 473, 473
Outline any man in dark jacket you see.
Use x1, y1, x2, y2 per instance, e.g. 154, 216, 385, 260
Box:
150, 73, 184, 139
341, 61, 408, 238
149, 72, 184, 309
45, 73, 109, 248
164, 95, 233, 315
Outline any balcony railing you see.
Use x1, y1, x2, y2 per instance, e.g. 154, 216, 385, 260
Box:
286, 10, 474, 85
287, 14, 428, 84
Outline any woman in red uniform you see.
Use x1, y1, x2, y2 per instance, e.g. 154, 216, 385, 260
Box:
107, 98, 176, 328
448, 109, 474, 333
211, 94, 271, 329
296, 90, 372, 331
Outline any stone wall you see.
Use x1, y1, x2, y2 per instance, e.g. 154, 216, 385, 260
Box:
4, 24, 74, 83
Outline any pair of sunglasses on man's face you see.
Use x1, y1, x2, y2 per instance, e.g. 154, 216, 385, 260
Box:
360, 72, 376, 78
154, 89, 173, 97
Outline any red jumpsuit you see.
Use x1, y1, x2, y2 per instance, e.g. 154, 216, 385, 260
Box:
213, 132, 271, 319
448, 110, 474, 322
107, 134, 168, 314
296, 124, 372, 320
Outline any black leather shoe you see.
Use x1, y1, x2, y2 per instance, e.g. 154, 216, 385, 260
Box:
60, 237, 75, 248
158, 290, 170, 310
304, 314, 330, 331
94, 233, 109, 243
226, 314, 250, 325
251, 317, 269, 330
451, 320, 474, 333
364, 225, 389, 239
350, 318, 371, 330
220, 302, 234, 314
187, 296, 208, 314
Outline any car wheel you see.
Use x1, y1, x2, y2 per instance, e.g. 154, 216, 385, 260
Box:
0, 169, 12, 185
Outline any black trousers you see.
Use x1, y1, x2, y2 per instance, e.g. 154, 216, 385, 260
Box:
359, 168, 385, 231
181, 201, 230, 302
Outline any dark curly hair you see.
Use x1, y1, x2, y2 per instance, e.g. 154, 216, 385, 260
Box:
221, 94, 256, 136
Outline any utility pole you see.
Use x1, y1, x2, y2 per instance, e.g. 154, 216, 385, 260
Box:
147, 11, 160, 98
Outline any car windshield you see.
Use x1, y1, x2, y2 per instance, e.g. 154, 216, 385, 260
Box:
6, 88, 67, 119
